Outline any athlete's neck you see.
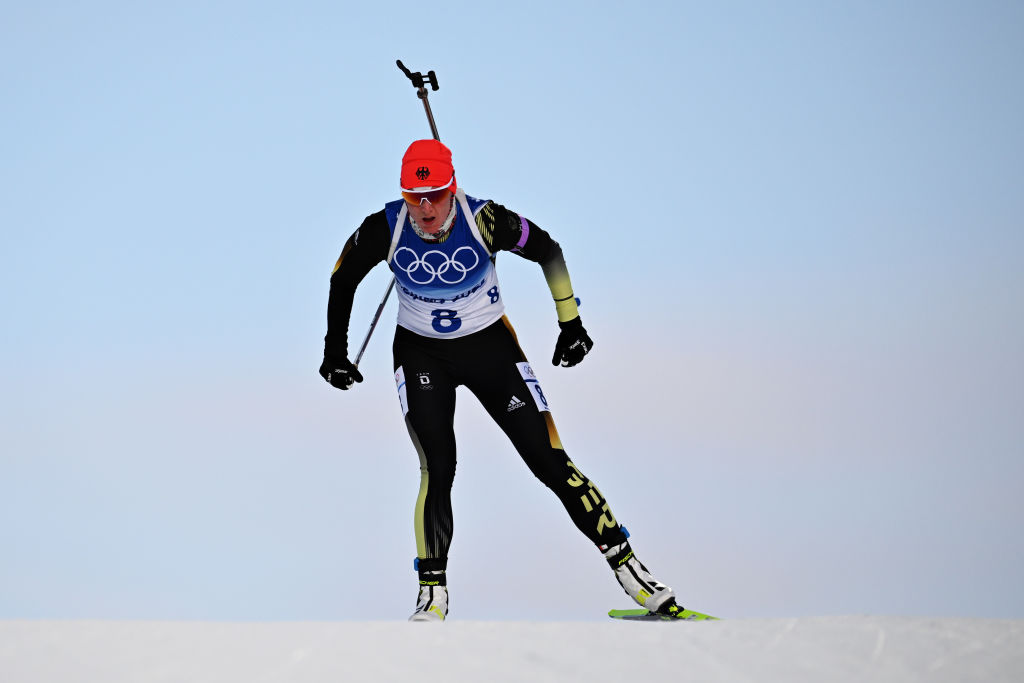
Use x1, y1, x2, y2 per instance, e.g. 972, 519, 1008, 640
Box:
409, 199, 458, 242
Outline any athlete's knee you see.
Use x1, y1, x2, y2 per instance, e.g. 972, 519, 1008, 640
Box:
421, 458, 456, 488
417, 449, 457, 488
525, 448, 578, 489
406, 417, 456, 473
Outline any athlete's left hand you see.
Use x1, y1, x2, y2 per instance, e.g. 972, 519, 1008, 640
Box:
552, 316, 593, 367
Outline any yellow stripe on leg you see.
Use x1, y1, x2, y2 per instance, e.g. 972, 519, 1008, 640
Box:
406, 417, 430, 559
414, 469, 429, 559
543, 412, 563, 450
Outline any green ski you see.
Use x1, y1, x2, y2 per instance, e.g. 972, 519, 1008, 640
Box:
608, 607, 719, 622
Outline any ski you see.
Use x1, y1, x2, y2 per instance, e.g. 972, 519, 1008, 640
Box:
608, 607, 719, 622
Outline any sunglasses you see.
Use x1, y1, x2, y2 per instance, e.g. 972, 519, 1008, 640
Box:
401, 176, 455, 206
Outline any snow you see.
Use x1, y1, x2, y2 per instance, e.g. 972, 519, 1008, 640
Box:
2, 617, 1022, 682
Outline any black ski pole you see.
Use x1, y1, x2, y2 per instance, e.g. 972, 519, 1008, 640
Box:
352, 61, 442, 368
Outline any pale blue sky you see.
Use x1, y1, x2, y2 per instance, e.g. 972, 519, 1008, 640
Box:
2, 1, 1022, 620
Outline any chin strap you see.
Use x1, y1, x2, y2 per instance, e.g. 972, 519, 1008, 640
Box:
409, 198, 458, 241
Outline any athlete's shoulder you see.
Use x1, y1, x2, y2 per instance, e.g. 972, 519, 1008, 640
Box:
463, 193, 491, 216
383, 199, 406, 228
351, 209, 391, 255
474, 200, 524, 252
331, 209, 390, 280
357, 208, 389, 235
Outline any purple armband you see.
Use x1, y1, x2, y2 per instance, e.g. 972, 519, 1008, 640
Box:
512, 214, 530, 253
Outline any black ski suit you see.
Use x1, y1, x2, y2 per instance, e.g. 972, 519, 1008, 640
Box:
323, 198, 628, 576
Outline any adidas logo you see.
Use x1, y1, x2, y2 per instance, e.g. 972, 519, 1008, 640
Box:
506, 395, 526, 412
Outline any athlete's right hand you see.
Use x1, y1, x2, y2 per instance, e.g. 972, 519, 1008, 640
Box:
319, 354, 364, 390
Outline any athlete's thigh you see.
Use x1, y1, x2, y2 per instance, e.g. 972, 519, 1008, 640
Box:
393, 332, 458, 458
461, 330, 558, 460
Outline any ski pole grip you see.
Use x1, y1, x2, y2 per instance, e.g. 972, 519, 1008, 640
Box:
396, 60, 439, 91
396, 60, 417, 85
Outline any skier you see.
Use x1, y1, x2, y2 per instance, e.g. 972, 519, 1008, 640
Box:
320, 139, 689, 621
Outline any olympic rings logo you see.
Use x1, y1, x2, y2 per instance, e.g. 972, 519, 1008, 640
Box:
393, 246, 480, 285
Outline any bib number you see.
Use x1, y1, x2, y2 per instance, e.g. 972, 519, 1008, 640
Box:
431, 309, 462, 334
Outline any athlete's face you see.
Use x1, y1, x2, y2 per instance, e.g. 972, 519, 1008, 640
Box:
406, 192, 454, 234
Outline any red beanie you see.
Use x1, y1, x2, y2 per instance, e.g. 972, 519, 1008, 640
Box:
401, 139, 456, 191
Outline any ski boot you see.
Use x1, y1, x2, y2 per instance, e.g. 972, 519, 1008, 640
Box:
409, 584, 448, 622
409, 559, 447, 622
603, 540, 676, 613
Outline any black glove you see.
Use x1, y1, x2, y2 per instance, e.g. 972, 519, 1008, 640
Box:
319, 354, 364, 390
551, 316, 593, 367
